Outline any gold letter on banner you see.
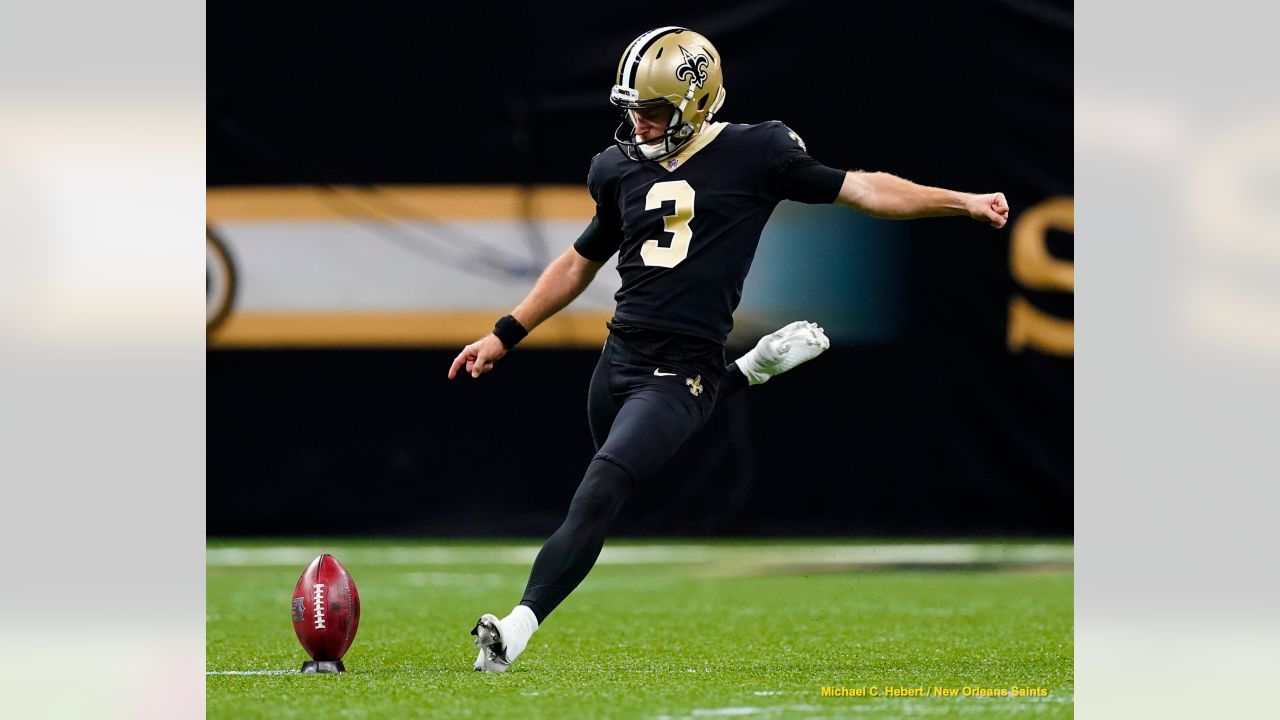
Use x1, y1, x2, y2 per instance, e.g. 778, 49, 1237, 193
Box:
1007, 196, 1074, 355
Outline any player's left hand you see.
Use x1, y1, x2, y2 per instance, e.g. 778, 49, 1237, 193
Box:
967, 192, 1010, 228
447, 333, 509, 380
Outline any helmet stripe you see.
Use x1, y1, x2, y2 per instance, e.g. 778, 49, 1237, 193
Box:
620, 26, 684, 89
616, 37, 644, 85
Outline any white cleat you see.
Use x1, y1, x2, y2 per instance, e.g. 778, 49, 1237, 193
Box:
737, 320, 831, 385
471, 614, 512, 673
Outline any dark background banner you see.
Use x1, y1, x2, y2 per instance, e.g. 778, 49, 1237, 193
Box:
207, 1, 1073, 537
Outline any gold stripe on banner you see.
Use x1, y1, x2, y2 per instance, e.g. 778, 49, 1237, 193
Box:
206, 185, 594, 222
208, 311, 613, 349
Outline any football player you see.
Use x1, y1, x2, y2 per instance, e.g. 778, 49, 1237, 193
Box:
448, 27, 1010, 673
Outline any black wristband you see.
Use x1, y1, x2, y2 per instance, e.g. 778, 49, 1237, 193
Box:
492, 314, 529, 349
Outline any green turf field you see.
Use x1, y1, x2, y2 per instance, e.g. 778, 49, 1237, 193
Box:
207, 540, 1073, 719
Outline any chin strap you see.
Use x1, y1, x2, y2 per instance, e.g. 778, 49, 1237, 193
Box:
707, 86, 726, 123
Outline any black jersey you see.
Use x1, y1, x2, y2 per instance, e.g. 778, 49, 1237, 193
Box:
574, 120, 845, 349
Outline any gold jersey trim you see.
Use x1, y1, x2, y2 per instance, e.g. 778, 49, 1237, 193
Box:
661, 122, 728, 172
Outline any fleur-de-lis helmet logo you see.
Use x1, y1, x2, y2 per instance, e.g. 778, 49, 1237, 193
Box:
675, 45, 709, 88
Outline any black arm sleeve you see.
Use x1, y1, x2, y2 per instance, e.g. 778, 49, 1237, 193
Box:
573, 213, 623, 262
761, 121, 846, 204
773, 157, 846, 204
572, 151, 624, 261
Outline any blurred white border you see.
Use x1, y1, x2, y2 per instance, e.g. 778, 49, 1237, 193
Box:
3, 0, 1279, 717
0, 1, 205, 717
1077, 2, 1280, 718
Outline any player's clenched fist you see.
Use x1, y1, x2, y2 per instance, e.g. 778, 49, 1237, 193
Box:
967, 192, 1010, 228
448, 333, 508, 379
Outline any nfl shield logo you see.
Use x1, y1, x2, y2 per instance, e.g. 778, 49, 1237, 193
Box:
667, 159, 680, 170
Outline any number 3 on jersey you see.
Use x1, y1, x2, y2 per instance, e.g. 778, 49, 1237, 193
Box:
641, 180, 696, 268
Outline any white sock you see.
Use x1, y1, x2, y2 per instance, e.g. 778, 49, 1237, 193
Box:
499, 605, 539, 662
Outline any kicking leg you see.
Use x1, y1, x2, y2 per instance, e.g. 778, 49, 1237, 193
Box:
720, 320, 831, 399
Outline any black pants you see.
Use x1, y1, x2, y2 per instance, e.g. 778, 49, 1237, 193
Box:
519, 333, 741, 622
587, 333, 724, 480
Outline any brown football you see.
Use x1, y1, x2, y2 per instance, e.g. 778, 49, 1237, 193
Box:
291, 554, 361, 662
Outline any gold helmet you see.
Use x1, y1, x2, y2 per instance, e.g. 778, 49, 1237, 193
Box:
610, 27, 726, 161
